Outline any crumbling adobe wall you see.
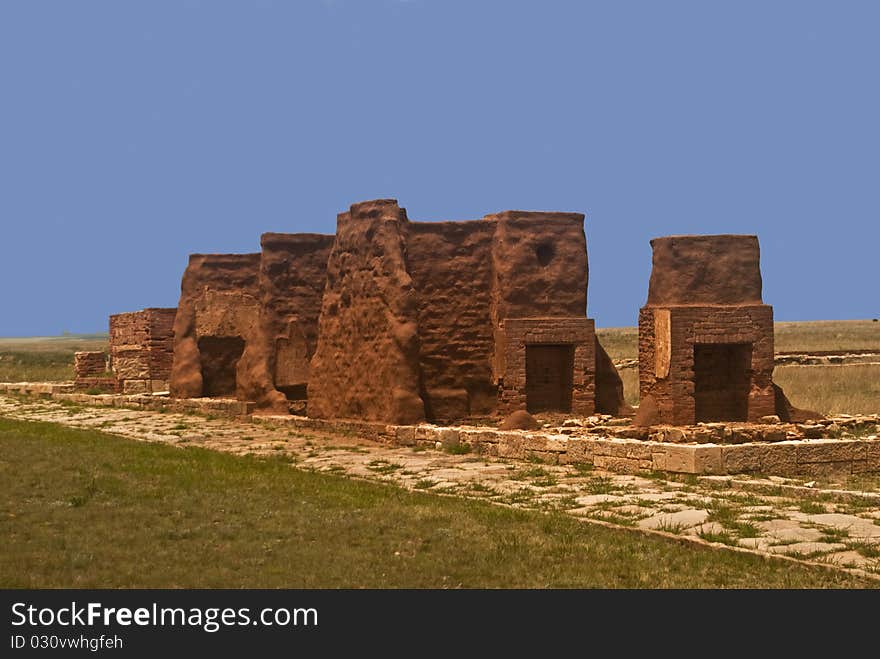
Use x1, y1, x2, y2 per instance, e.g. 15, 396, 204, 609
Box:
166, 199, 629, 423
258, 233, 333, 376
487, 211, 588, 323
405, 220, 496, 421
307, 200, 425, 424
109, 308, 176, 393
169, 253, 261, 399
237, 233, 334, 413
646, 234, 763, 306
308, 201, 629, 424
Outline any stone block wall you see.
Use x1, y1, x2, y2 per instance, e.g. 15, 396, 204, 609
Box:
636, 235, 816, 427
74, 351, 107, 378
638, 305, 776, 425
383, 424, 880, 477
497, 317, 596, 416
74, 351, 114, 392
110, 308, 176, 394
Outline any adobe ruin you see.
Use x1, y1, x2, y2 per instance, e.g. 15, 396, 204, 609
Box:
307, 200, 629, 424
104, 203, 821, 431
635, 235, 816, 426
167, 237, 334, 415
154, 198, 629, 424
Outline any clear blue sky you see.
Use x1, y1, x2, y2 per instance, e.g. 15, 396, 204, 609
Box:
1, 1, 877, 336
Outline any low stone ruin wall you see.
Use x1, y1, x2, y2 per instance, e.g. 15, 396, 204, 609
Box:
256, 413, 880, 477
73, 351, 114, 393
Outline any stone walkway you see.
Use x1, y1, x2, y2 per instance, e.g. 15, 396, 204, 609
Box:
2, 393, 879, 577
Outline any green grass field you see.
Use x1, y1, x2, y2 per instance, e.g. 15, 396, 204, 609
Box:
0, 418, 872, 588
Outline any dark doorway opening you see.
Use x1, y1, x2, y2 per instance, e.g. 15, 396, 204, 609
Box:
198, 336, 245, 397
277, 384, 307, 400
693, 343, 751, 422
525, 344, 574, 413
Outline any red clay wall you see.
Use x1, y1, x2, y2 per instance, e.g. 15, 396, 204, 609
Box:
405, 220, 496, 421
165, 199, 629, 424
487, 211, 588, 323
307, 200, 628, 424
238, 233, 334, 413
307, 200, 425, 424
646, 235, 763, 306
497, 317, 596, 416
489, 211, 628, 417
169, 253, 261, 399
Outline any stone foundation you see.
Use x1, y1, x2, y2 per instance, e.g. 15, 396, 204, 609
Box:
2, 384, 876, 477
378, 424, 880, 477
257, 411, 880, 478
73, 351, 114, 392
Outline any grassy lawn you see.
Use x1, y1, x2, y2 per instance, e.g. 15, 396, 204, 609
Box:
0, 418, 874, 588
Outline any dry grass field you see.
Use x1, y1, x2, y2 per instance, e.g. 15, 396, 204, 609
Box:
773, 364, 880, 416
774, 320, 880, 354
598, 319, 880, 361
